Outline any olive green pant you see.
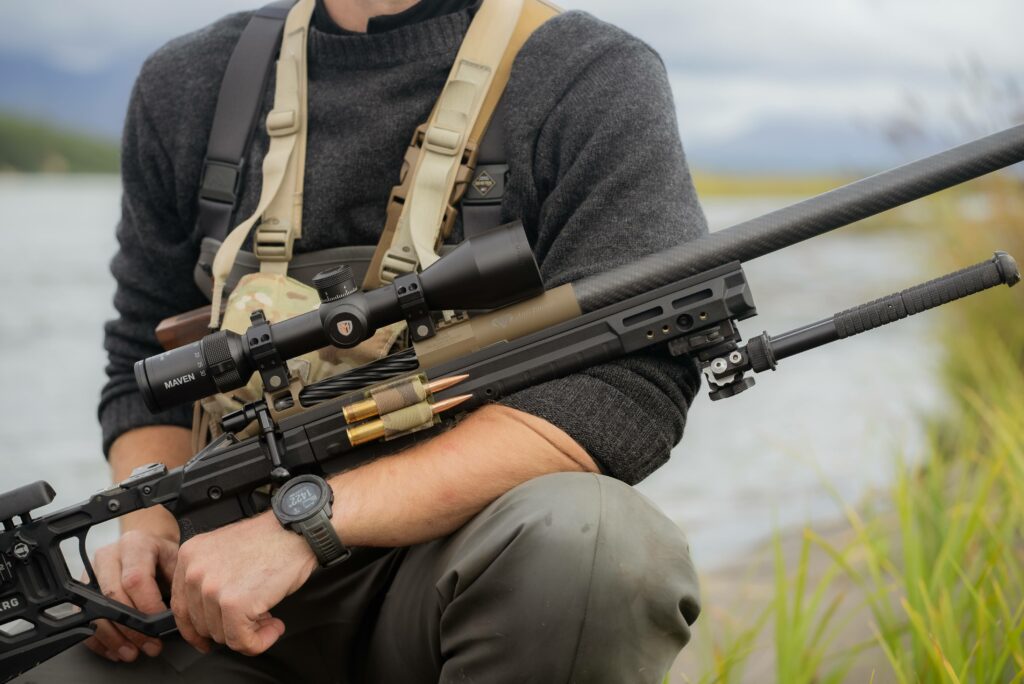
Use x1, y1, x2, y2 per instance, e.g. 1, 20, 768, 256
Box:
16, 473, 700, 684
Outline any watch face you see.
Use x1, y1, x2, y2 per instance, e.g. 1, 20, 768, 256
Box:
280, 481, 322, 518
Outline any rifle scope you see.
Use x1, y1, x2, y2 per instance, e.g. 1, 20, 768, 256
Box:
135, 222, 542, 413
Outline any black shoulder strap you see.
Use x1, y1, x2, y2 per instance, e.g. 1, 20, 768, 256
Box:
461, 97, 510, 239
196, 0, 296, 242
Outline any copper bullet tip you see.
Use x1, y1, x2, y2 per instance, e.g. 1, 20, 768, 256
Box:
426, 374, 470, 394
431, 394, 473, 415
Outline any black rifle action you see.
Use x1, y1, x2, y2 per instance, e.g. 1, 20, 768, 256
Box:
2, 124, 1023, 682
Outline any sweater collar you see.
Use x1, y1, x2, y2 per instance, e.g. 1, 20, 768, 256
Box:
310, 1, 478, 69
313, 0, 478, 34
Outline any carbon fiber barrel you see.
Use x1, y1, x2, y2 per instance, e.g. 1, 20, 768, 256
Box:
574, 124, 1024, 312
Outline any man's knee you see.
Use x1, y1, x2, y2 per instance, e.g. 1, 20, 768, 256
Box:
453, 471, 701, 629
436, 472, 700, 680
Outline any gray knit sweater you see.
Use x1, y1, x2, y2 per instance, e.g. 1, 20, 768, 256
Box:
100, 4, 709, 485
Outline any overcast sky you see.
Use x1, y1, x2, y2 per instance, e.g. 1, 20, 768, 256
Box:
0, 0, 1020, 161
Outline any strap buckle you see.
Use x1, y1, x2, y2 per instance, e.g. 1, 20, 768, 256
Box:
199, 159, 245, 205
380, 246, 419, 284
254, 221, 295, 262
422, 114, 467, 157
266, 108, 299, 137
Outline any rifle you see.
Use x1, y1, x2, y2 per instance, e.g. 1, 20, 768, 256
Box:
2, 124, 1023, 681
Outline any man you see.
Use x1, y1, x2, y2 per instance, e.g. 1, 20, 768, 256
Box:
22, 0, 707, 681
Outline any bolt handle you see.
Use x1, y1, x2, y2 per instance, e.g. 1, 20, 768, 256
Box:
833, 251, 1018, 340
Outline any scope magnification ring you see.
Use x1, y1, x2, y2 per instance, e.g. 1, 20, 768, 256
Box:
202, 331, 243, 390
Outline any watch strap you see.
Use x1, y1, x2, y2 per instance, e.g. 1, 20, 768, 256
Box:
294, 510, 350, 567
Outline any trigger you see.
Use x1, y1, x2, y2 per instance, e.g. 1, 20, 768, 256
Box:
77, 533, 97, 587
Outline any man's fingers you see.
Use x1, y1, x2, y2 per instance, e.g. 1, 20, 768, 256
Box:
89, 551, 154, 655
222, 602, 285, 656
171, 550, 212, 654
249, 617, 286, 655
120, 536, 169, 613
90, 548, 122, 600
183, 569, 210, 639
202, 591, 226, 645
102, 585, 158, 653
118, 536, 168, 656
155, 536, 179, 583
170, 587, 212, 654
88, 619, 138, 662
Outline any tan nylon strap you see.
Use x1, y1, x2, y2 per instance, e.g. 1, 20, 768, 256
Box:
364, 0, 559, 290
376, 0, 524, 283
257, 6, 310, 274
471, 0, 560, 142
208, 0, 313, 327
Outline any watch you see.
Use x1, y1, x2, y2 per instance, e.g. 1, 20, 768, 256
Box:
271, 474, 350, 568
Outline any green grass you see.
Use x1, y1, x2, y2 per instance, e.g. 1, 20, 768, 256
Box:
0, 111, 119, 173
691, 171, 852, 198
804, 177, 1024, 682
678, 176, 1024, 683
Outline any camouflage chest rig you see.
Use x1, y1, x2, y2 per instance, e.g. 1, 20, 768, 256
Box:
156, 0, 561, 451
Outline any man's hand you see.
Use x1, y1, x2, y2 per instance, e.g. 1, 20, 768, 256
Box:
170, 512, 317, 655
84, 425, 191, 663
103, 406, 594, 659
82, 530, 178, 662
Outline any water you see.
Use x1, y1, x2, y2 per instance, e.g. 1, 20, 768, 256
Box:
637, 197, 946, 566
0, 176, 946, 569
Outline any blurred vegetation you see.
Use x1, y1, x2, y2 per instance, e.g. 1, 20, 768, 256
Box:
676, 176, 1024, 683
883, 56, 1023, 151
0, 111, 119, 173
692, 172, 852, 198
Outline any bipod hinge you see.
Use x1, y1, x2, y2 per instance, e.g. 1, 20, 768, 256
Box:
666, 316, 757, 401
701, 343, 756, 401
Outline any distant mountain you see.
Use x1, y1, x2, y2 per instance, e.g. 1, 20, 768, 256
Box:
0, 53, 145, 140
0, 53, 933, 175
682, 115, 945, 175
0, 111, 119, 173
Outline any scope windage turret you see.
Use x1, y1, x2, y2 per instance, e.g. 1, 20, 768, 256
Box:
134, 222, 544, 414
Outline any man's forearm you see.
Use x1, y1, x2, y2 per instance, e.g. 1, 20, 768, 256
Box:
108, 405, 597, 547
163, 405, 600, 655
327, 405, 600, 547
109, 425, 193, 539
